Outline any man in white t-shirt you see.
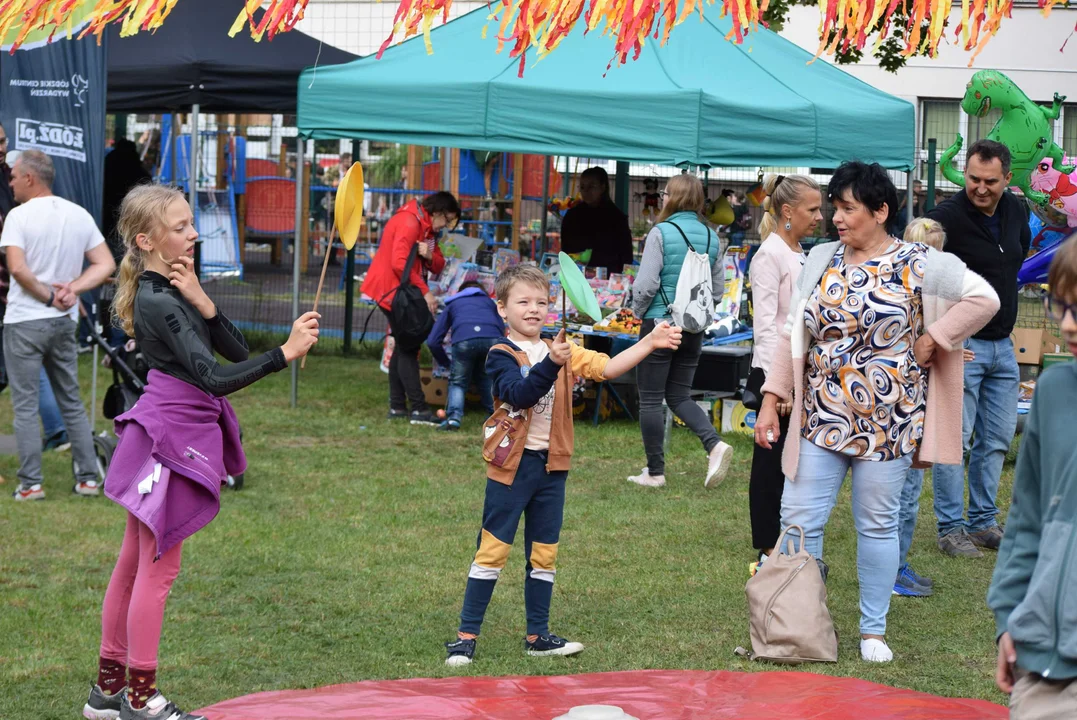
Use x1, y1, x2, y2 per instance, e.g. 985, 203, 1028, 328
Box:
2, 150, 116, 501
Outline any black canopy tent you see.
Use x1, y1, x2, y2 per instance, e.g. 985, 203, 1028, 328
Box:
105, 2, 357, 369
106, 0, 357, 112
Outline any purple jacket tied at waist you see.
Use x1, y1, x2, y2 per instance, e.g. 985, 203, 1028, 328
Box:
105, 369, 246, 558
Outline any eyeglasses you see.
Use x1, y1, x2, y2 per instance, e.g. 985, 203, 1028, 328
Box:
1045, 293, 1077, 323
660, 191, 670, 198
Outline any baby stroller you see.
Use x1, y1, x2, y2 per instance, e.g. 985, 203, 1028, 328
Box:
79, 300, 245, 490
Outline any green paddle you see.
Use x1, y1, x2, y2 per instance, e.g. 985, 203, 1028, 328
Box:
557, 251, 602, 325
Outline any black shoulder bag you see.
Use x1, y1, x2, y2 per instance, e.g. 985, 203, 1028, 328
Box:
386, 243, 434, 350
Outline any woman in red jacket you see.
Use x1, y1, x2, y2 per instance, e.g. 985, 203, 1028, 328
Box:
362, 191, 460, 425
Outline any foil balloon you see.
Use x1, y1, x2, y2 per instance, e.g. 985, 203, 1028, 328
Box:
940, 71, 1074, 206
1018, 211, 1072, 286
1029, 158, 1077, 229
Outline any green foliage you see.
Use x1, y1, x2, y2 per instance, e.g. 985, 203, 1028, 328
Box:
762, 3, 937, 73
369, 144, 432, 187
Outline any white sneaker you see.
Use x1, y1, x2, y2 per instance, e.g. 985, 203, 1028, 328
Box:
74, 480, 102, 497
705, 441, 734, 488
627, 468, 665, 488
860, 638, 894, 663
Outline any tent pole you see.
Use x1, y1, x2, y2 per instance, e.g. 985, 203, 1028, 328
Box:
539, 156, 552, 259
169, 113, 178, 184
441, 147, 452, 190
291, 138, 305, 408
190, 104, 200, 277
614, 161, 629, 213
906, 169, 914, 228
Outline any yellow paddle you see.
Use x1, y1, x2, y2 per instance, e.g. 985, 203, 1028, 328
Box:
302, 161, 364, 368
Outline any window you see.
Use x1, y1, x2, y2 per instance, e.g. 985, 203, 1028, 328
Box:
1064, 105, 1077, 155
921, 100, 960, 150
967, 107, 1003, 143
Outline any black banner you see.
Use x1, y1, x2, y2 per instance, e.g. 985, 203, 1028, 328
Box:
0, 34, 107, 227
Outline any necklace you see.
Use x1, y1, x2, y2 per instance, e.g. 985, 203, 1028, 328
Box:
846, 234, 892, 265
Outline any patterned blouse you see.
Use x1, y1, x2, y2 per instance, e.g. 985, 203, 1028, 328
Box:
802, 240, 928, 461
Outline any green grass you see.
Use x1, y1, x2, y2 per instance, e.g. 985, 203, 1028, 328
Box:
0, 356, 1012, 718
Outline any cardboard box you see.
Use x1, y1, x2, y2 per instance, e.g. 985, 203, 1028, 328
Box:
419, 369, 448, 406
720, 399, 757, 435
1011, 329, 1063, 366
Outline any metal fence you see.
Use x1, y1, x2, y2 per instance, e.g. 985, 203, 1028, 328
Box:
110, 105, 1073, 352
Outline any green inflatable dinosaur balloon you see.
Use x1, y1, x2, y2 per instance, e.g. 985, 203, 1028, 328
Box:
939, 70, 1075, 205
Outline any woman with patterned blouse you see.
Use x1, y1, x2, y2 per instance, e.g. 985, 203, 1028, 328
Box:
754, 162, 1000, 665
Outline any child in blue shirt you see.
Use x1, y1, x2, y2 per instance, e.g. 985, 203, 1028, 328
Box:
427, 282, 505, 430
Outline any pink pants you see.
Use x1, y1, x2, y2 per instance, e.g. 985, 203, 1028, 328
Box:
99, 513, 183, 670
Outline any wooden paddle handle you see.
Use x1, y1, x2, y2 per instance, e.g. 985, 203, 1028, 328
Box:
300, 226, 337, 369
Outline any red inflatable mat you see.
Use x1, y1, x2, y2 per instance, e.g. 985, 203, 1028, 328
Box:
198, 669, 1006, 719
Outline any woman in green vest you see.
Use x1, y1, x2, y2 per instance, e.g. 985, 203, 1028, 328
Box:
629, 173, 732, 489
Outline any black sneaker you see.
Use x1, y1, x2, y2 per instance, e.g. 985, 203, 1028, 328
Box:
525, 634, 585, 657
445, 637, 476, 666
387, 408, 409, 421
409, 410, 439, 426
120, 692, 206, 720
83, 683, 124, 720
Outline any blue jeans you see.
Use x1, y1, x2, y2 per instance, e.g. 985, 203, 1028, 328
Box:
898, 468, 924, 568
39, 367, 65, 438
933, 337, 1019, 536
459, 450, 567, 635
781, 441, 912, 636
447, 338, 497, 424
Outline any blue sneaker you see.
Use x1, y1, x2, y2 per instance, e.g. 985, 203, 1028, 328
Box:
438, 420, 461, 432
445, 637, 476, 666
525, 634, 584, 657
893, 566, 933, 597
902, 564, 934, 589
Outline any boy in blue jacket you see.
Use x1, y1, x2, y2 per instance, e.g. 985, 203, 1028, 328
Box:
444, 264, 681, 666
988, 235, 1077, 716
427, 282, 505, 430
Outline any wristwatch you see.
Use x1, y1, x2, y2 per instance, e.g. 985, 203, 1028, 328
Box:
46, 291, 55, 307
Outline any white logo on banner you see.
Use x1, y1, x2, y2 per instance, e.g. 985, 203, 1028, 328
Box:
71, 74, 89, 107
8, 75, 90, 107
14, 118, 86, 162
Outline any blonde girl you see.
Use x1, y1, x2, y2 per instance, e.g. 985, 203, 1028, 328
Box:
83, 185, 318, 720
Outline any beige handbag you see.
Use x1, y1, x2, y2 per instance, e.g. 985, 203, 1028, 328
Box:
744, 525, 838, 663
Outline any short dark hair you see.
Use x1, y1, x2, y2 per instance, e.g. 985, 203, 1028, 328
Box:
827, 161, 899, 223
966, 139, 1012, 175
580, 167, 610, 193
421, 191, 460, 218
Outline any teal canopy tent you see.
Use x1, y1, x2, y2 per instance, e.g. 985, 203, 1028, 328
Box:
298, 7, 914, 169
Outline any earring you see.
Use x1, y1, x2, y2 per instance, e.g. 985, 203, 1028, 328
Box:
784, 220, 792, 231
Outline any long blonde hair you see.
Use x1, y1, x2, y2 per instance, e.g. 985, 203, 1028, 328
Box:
112, 184, 187, 336
758, 173, 821, 239
657, 173, 706, 224
903, 217, 946, 251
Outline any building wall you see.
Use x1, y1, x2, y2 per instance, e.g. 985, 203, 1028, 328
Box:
294, 0, 487, 57
777, 5, 1076, 105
